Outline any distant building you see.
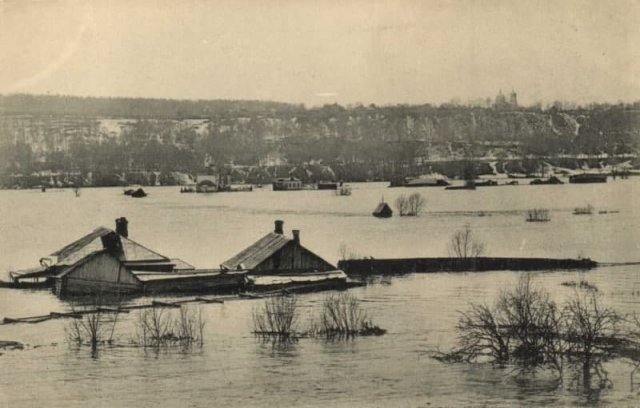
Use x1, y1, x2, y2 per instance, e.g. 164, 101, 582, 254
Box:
493, 89, 518, 110
509, 90, 518, 108
372, 201, 393, 218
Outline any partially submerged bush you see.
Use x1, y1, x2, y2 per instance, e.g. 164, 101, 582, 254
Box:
526, 208, 551, 222
252, 293, 385, 341
252, 295, 299, 339
573, 204, 594, 215
313, 293, 385, 338
561, 280, 598, 292
448, 224, 486, 259
395, 193, 426, 216
338, 243, 361, 261
136, 305, 205, 348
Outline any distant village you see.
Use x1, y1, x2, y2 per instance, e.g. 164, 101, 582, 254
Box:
1, 92, 639, 189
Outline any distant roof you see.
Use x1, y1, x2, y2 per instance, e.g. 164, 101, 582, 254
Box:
373, 202, 392, 214
50, 227, 169, 266
221, 232, 290, 271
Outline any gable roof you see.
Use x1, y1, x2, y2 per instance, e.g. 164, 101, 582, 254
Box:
373, 202, 392, 214
50, 227, 169, 266
221, 232, 290, 271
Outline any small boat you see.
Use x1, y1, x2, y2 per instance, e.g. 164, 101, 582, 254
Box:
568, 173, 607, 184
128, 188, 147, 198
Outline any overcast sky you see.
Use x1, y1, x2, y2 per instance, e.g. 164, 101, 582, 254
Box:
1, 0, 638, 106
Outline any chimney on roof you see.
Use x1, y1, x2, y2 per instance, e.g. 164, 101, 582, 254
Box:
274, 220, 284, 234
115, 217, 129, 238
292, 229, 300, 244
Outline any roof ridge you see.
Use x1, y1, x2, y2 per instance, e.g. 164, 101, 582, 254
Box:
221, 232, 290, 270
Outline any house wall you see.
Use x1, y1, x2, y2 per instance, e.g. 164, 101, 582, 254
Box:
58, 252, 142, 295
142, 272, 246, 294
253, 242, 335, 274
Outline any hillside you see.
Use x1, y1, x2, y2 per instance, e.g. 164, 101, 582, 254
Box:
1, 94, 639, 186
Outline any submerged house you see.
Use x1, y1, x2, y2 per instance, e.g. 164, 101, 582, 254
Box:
51, 218, 196, 295
9, 219, 353, 296
221, 220, 335, 274
9, 218, 225, 296
372, 201, 393, 218
221, 220, 349, 291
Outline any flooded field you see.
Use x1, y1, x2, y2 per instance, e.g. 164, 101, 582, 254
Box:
1, 180, 640, 407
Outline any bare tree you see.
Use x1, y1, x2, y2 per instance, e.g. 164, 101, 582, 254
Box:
436, 276, 628, 383
448, 224, 486, 258
395, 193, 426, 216
455, 303, 510, 363
564, 292, 620, 362
497, 275, 564, 367
338, 243, 360, 261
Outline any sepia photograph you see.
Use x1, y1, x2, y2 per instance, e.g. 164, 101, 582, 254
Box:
1, 0, 640, 406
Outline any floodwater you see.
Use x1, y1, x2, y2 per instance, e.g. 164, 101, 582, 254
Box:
0, 180, 639, 407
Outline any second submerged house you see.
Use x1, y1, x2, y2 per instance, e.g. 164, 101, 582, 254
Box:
221, 220, 349, 291
221, 220, 335, 273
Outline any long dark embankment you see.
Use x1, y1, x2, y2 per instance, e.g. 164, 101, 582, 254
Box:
338, 257, 597, 275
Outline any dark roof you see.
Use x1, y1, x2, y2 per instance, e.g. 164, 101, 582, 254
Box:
220, 232, 290, 270
373, 202, 392, 214
50, 227, 169, 266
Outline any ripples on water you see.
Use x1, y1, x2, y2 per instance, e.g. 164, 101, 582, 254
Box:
0, 181, 640, 406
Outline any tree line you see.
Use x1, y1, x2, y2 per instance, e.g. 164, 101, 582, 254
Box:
1, 95, 640, 178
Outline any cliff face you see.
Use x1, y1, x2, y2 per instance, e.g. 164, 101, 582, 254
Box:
0, 95, 639, 177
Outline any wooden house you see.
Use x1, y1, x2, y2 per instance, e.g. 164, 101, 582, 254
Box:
220, 220, 336, 274
372, 201, 393, 218
51, 218, 195, 296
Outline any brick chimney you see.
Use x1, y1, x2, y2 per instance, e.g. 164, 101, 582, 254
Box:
115, 217, 129, 238
292, 229, 300, 244
274, 220, 284, 234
